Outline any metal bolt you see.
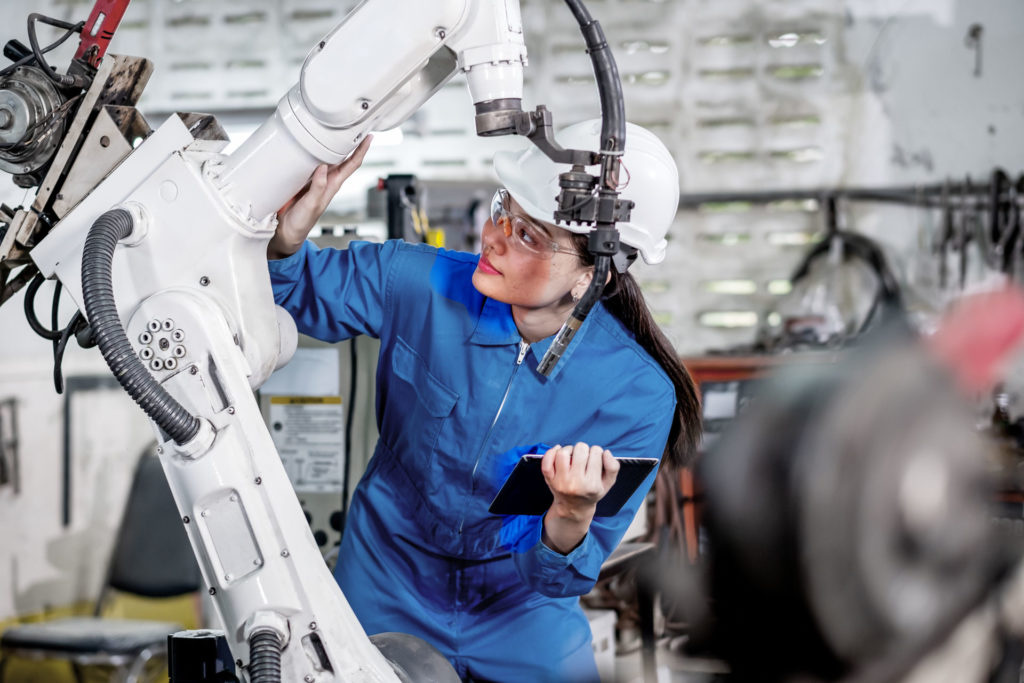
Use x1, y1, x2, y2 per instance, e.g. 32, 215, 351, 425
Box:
360, 100, 369, 110
255, 476, 262, 485
99, 135, 110, 148
201, 510, 208, 518
156, 446, 163, 454
435, 27, 446, 40
227, 406, 236, 415
199, 276, 210, 286
281, 549, 289, 557
182, 515, 190, 524
253, 558, 261, 566
309, 622, 317, 630
229, 495, 237, 502
235, 659, 243, 668
319, 40, 325, 49
305, 676, 315, 683
225, 574, 233, 581
209, 587, 216, 595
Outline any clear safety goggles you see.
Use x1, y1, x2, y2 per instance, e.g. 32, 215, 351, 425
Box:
489, 189, 569, 260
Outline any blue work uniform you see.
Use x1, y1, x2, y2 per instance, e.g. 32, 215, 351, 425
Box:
269, 240, 674, 682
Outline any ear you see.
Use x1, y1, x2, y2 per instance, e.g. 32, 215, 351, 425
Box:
570, 267, 611, 300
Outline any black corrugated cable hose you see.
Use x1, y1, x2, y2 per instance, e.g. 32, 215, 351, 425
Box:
81, 208, 200, 445
248, 629, 283, 683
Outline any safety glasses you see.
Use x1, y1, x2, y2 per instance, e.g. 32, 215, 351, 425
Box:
489, 189, 568, 260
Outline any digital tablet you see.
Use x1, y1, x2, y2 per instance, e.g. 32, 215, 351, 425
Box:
488, 454, 659, 517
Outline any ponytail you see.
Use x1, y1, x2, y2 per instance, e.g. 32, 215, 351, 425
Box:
572, 234, 702, 468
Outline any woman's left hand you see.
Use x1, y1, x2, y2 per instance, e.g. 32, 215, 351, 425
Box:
540, 442, 621, 554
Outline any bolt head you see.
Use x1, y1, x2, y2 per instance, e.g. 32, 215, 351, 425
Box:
209, 587, 216, 595
309, 621, 317, 630
182, 515, 190, 524
281, 549, 289, 557
305, 676, 315, 683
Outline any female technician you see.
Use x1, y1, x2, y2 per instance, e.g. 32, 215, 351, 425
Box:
268, 119, 700, 682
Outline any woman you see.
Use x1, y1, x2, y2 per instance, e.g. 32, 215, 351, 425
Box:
268, 119, 700, 682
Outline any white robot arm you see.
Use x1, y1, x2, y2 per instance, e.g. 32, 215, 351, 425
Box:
5, 0, 630, 680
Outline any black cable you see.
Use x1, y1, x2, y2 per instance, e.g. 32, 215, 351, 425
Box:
26, 14, 86, 89
53, 311, 83, 394
24, 272, 63, 340
0, 20, 82, 80
50, 277, 62, 360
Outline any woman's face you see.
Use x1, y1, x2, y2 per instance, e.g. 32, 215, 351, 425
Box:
472, 194, 590, 311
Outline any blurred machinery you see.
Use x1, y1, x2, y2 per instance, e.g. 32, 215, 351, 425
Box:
673, 292, 1024, 683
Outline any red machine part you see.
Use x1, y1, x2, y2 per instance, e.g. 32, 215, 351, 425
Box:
74, 0, 132, 68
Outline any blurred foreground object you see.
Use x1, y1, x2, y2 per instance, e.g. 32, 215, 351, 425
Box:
689, 288, 1024, 682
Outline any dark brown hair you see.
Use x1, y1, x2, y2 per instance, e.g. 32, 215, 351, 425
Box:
571, 233, 702, 469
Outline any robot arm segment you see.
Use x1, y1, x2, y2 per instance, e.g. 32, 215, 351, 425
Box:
213, 0, 528, 222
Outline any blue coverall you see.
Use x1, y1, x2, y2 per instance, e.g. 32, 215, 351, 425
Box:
269, 239, 674, 682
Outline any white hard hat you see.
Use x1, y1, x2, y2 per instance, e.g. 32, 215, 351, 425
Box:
493, 118, 679, 266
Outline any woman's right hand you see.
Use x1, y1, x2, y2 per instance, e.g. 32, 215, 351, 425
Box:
267, 135, 373, 260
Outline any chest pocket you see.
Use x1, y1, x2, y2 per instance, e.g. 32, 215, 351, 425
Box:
382, 336, 459, 487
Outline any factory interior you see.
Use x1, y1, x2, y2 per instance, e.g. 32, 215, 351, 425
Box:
1, 0, 1024, 681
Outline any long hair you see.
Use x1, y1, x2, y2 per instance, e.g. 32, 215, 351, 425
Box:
571, 233, 702, 469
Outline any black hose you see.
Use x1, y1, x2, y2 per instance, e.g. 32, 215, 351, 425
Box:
563, 0, 626, 155
0, 19, 82, 79
248, 629, 283, 683
26, 14, 87, 89
536, 255, 610, 376
81, 208, 200, 445
537, 1, 628, 376
24, 272, 62, 340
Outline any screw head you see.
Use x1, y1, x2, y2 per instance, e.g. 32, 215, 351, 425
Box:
227, 406, 236, 414
209, 587, 216, 595
281, 549, 289, 557
309, 621, 317, 630
305, 676, 315, 683
435, 27, 446, 39
255, 476, 262, 485
235, 659, 243, 668
189, 366, 198, 375
199, 276, 210, 286
156, 446, 163, 454
182, 515, 190, 524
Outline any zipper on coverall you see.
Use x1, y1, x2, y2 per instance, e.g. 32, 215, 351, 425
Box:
458, 340, 530, 536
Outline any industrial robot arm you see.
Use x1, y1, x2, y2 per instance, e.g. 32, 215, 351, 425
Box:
1, 0, 632, 680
